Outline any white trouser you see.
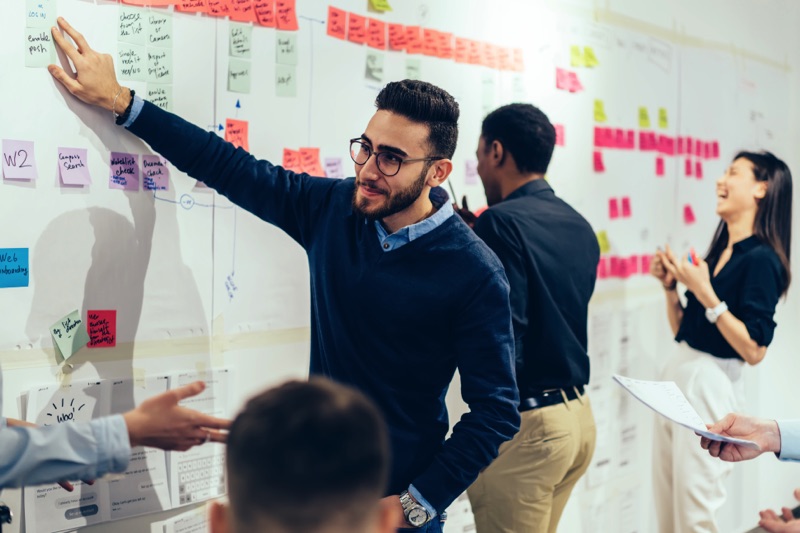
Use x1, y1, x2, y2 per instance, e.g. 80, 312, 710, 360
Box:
653, 342, 744, 533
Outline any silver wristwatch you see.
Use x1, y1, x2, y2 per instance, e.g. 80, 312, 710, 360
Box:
705, 301, 728, 324
399, 490, 431, 528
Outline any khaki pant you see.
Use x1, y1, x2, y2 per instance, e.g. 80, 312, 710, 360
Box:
467, 393, 596, 533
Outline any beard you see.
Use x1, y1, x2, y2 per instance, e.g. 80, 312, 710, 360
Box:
352, 169, 428, 221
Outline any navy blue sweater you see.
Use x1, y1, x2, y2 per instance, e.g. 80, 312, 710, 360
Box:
128, 101, 520, 512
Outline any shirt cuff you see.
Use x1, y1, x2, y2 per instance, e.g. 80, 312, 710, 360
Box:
121, 94, 145, 128
777, 419, 800, 461
409, 484, 438, 519
91, 414, 132, 475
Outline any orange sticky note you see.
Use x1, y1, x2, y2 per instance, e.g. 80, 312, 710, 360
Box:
695, 161, 703, 179
555, 124, 565, 146
593, 151, 605, 172
225, 119, 249, 151
422, 29, 438, 57
367, 18, 386, 50
683, 204, 696, 224
484, 43, 498, 69
437, 32, 453, 59
283, 148, 301, 172
348, 13, 367, 45
685, 158, 693, 177
405, 26, 422, 54
229, 0, 256, 22
388, 23, 407, 50
276, 0, 298, 30
454, 37, 469, 63
512, 48, 524, 71
656, 156, 665, 176
609, 198, 620, 219
327, 6, 346, 39
207, 0, 230, 16
253, 0, 276, 26
175, 0, 208, 13
299, 147, 325, 176
497, 47, 512, 71
621, 197, 631, 218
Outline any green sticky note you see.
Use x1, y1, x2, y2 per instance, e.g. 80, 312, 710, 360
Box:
368, 0, 393, 12
275, 64, 296, 97
593, 99, 607, 123
119, 6, 147, 46
658, 107, 668, 129
147, 48, 173, 83
230, 23, 253, 58
26, 0, 56, 29
365, 52, 384, 82
147, 10, 173, 48
596, 230, 610, 254
638, 106, 650, 128
147, 83, 172, 111
118, 43, 146, 81
583, 46, 599, 67
275, 31, 296, 65
228, 57, 252, 93
405, 58, 421, 80
50, 310, 90, 361
25, 28, 55, 68
570, 45, 584, 67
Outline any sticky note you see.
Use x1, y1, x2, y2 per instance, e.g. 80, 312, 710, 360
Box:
621, 196, 631, 218
712, 141, 720, 159
26, 0, 56, 28
254, 0, 276, 27
142, 154, 169, 190
593, 100, 607, 122
609, 256, 622, 277
497, 47, 512, 71
282, 148, 301, 172
567, 71, 583, 92
465, 159, 479, 185
230, 23, 253, 58
626, 255, 639, 276
175, 0, 208, 13
225, 119, 249, 151
147, 48, 173, 83
686, 137, 694, 155
0, 248, 29, 288
366, 18, 386, 50
422, 29, 438, 57
58, 147, 92, 185
437, 32, 454, 60
324, 157, 344, 178
704, 142, 712, 159
638, 107, 650, 128
626, 130, 635, 149
467, 40, 481, 64
596, 231, 611, 254
87, 310, 116, 348
228, 57, 252, 93
583, 46, 598, 67
25, 28, 56, 68
50, 310, 90, 361
694, 138, 703, 157
683, 204, 696, 224
2, 140, 38, 180
483, 43, 498, 69
348, 13, 367, 45
512, 48, 524, 72
658, 107, 668, 129
119, 6, 147, 45
368, 0, 392, 11
206, 0, 230, 17
276, 32, 297, 65
639, 131, 657, 151
146, 83, 172, 112
109, 152, 140, 190
327, 6, 346, 40
656, 156, 665, 177
658, 135, 675, 156
365, 52, 384, 82
388, 23, 407, 50
299, 147, 325, 176
614, 128, 625, 149
593, 151, 605, 172
276, 0, 298, 31
570, 45, 584, 67
118, 43, 146, 81
556, 68, 570, 90
229, 0, 256, 22
597, 257, 609, 279
147, 10, 173, 48
695, 161, 703, 179
641, 255, 652, 275
608, 198, 620, 219
593, 127, 605, 147
555, 124, 565, 147
405, 26, 422, 54
684, 158, 693, 177
405, 58, 421, 80
677, 136, 685, 155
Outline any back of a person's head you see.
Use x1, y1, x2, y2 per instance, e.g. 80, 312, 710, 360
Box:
226, 378, 389, 533
482, 103, 556, 174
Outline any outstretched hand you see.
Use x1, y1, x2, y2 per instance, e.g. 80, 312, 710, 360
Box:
760, 488, 800, 532
700, 413, 780, 462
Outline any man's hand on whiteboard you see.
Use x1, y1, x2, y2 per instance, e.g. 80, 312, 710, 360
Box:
48, 17, 130, 115
700, 413, 781, 462
759, 488, 800, 532
122, 381, 230, 452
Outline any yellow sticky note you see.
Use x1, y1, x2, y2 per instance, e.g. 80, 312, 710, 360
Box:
594, 99, 607, 123
638, 106, 650, 128
583, 46, 599, 67
368, 0, 393, 12
658, 107, 668, 129
596, 230, 611, 254
570, 45, 584, 67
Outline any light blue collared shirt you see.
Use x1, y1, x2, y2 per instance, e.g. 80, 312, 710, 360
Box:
121, 94, 145, 128
777, 419, 800, 461
374, 187, 454, 252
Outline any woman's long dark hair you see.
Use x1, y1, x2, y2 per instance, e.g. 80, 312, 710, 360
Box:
705, 151, 792, 296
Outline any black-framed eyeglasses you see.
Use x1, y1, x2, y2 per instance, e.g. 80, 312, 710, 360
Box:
349, 138, 444, 177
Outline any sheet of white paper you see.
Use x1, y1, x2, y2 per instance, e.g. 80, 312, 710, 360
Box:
613, 374, 759, 450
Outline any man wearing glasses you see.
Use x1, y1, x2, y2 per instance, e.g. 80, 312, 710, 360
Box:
48, 19, 520, 532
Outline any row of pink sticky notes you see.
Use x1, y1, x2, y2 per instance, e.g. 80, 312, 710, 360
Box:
110, 152, 170, 190
608, 197, 632, 219
556, 68, 583, 93
283, 147, 326, 176
594, 127, 636, 149
597, 254, 653, 280
593, 128, 720, 160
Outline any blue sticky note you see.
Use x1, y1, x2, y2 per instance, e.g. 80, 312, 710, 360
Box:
0, 248, 29, 288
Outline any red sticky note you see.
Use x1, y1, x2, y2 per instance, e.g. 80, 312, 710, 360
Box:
555, 124, 565, 147
597, 257, 609, 279
712, 141, 720, 159
454, 37, 469, 63
253, 0, 276, 26
283, 148, 301, 172
512, 48, 524, 72
497, 47, 512, 71
229, 0, 256, 22
593, 151, 605, 172
327, 6, 346, 39
437, 32, 453, 59
609, 197, 620, 219
695, 161, 703, 179
685, 158, 693, 177
610, 256, 622, 278
683, 204, 696, 225
621, 197, 631, 218
276, 0, 298, 30
367, 18, 386, 49
87, 310, 116, 348
388, 23, 407, 50
175, 0, 208, 13
299, 147, 325, 176
206, 0, 230, 16
422, 29, 438, 57
640, 254, 652, 274
225, 119, 249, 151
348, 13, 367, 45
656, 156, 665, 176
405, 26, 422, 54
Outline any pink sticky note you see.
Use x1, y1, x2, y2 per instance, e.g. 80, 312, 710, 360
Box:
597, 257, 609, 279
619, 256, 631, 278
627, 255, 639, 275
695, 161, 703, 179
608, 198, 620, 219
556, 68, 570, 91
225, 119, 249, 151
609, 256, 622, 277
142, 155, 169, 190
2, 139, 38, 180
109, 152, 140, 190
593, 151, 605, 173
640, 254, 652, 274
327, 6, 346, 40
324, 157, 344, 179
656, 156, 665, 177
275, 0, 298, 30
694, 139, 703, 157
621, 197, 631, 218
299, 147, 325, 176
704, 142, 712, 159
712, 141, 720, 159
686, 137, 694, 155
283, 148, 301, 172
677, 136, 685, 155
567, 71, 583, 92
555, 124, 565, 147
683, 204, 696, 224
58, 147, 91, 185
87, 310, 116, 348
593, 127, 603, 147
639, 132, 657, 151
626, 130, 635, 149
685, 158, 693, 177
465, 160, 479, 185
658, 135, 675, 156
614, 128, 625, 149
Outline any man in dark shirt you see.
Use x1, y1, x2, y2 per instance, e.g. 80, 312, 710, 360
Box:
458, 104, 600, 533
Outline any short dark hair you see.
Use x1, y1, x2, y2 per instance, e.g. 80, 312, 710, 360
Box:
226, 378, 389, 533
481, 103, 556, 174
375, 79, 459, 159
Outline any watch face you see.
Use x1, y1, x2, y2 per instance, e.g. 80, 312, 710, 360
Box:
408, 507, 428, 526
